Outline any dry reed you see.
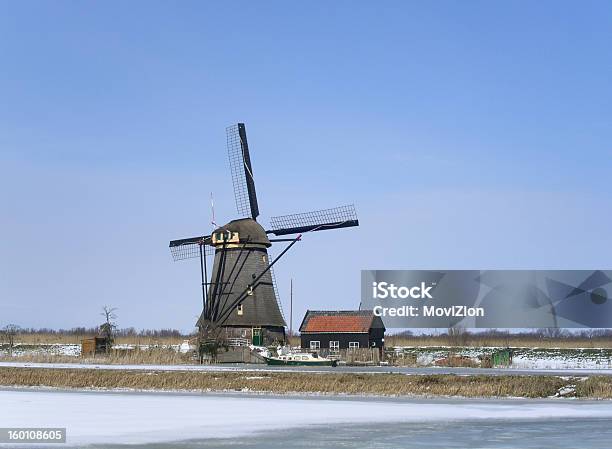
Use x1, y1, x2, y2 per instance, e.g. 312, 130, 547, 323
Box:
575, 376, 612, 398
0, 367, 574, 398
1, 348, 192, 365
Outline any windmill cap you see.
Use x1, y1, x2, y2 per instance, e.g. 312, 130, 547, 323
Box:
214, 218, 271, 247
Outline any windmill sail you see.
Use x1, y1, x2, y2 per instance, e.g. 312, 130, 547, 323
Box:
268, 204, 359, 236
169, 235, 214, 261
227, 123, 259, 220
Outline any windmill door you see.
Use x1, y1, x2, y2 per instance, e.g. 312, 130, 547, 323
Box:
251, 327, 262, 346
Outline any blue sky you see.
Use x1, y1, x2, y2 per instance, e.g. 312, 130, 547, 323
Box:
1, 2, 611, 331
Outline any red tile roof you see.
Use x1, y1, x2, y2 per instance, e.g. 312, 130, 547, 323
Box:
302, 314, 373, 333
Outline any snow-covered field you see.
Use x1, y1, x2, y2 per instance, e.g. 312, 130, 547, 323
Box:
0, 344, 81, 357
0, 341, 194, 358
2, 389, 612, 446
511, 348, 612, 370
394, 346, 612, 370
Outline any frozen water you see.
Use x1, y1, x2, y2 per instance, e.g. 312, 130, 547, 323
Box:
1, 389, 612, 447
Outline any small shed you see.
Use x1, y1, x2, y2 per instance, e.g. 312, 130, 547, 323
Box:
299, 310, 385, 352
81, 336, 110, 357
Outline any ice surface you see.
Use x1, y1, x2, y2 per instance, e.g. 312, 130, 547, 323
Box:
1, 389, 612, 446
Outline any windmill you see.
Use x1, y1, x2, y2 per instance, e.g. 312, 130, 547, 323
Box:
169, 123, 358, 347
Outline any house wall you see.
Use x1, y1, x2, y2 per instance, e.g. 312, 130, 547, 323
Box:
300, 332, 369, 350
208, 326, 285, 345
368, 326, 385, 349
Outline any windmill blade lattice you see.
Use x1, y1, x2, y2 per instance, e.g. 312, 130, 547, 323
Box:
227, 123, 259, 220
169, 236, 214, 261
268, 204, 359, 236
267, 250, 285, 321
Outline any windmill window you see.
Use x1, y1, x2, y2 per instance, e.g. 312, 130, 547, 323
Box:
349, 342, 359, 349
310, 341, 320, 350
237, 304, 243, 315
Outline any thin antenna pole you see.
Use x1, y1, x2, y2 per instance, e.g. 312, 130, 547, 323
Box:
289, 278, 293, 339
210, 192, 217, 230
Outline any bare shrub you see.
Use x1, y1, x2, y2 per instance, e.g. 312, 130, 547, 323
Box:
1, 324, 21, 356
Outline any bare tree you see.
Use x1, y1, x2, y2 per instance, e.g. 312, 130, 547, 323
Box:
537, 327, 565, 340
100, 306, 118, 352
1, 324, 21, 356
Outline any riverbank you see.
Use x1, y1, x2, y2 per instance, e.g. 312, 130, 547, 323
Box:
5, 344, 612, 371
2, 366, 612, 398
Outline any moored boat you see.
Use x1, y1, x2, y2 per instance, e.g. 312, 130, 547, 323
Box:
263, 352, 337, 367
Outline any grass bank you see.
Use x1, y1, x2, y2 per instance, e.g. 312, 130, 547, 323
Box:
0, 367, 592, 398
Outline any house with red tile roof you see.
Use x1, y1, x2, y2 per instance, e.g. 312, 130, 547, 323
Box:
298, 310, 385, 353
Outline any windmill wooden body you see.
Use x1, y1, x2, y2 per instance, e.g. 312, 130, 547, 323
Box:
169, 123, 358, 346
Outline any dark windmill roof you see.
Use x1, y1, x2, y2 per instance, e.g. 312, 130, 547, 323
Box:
215, 218, 271, 247
299, 310, 385, 334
